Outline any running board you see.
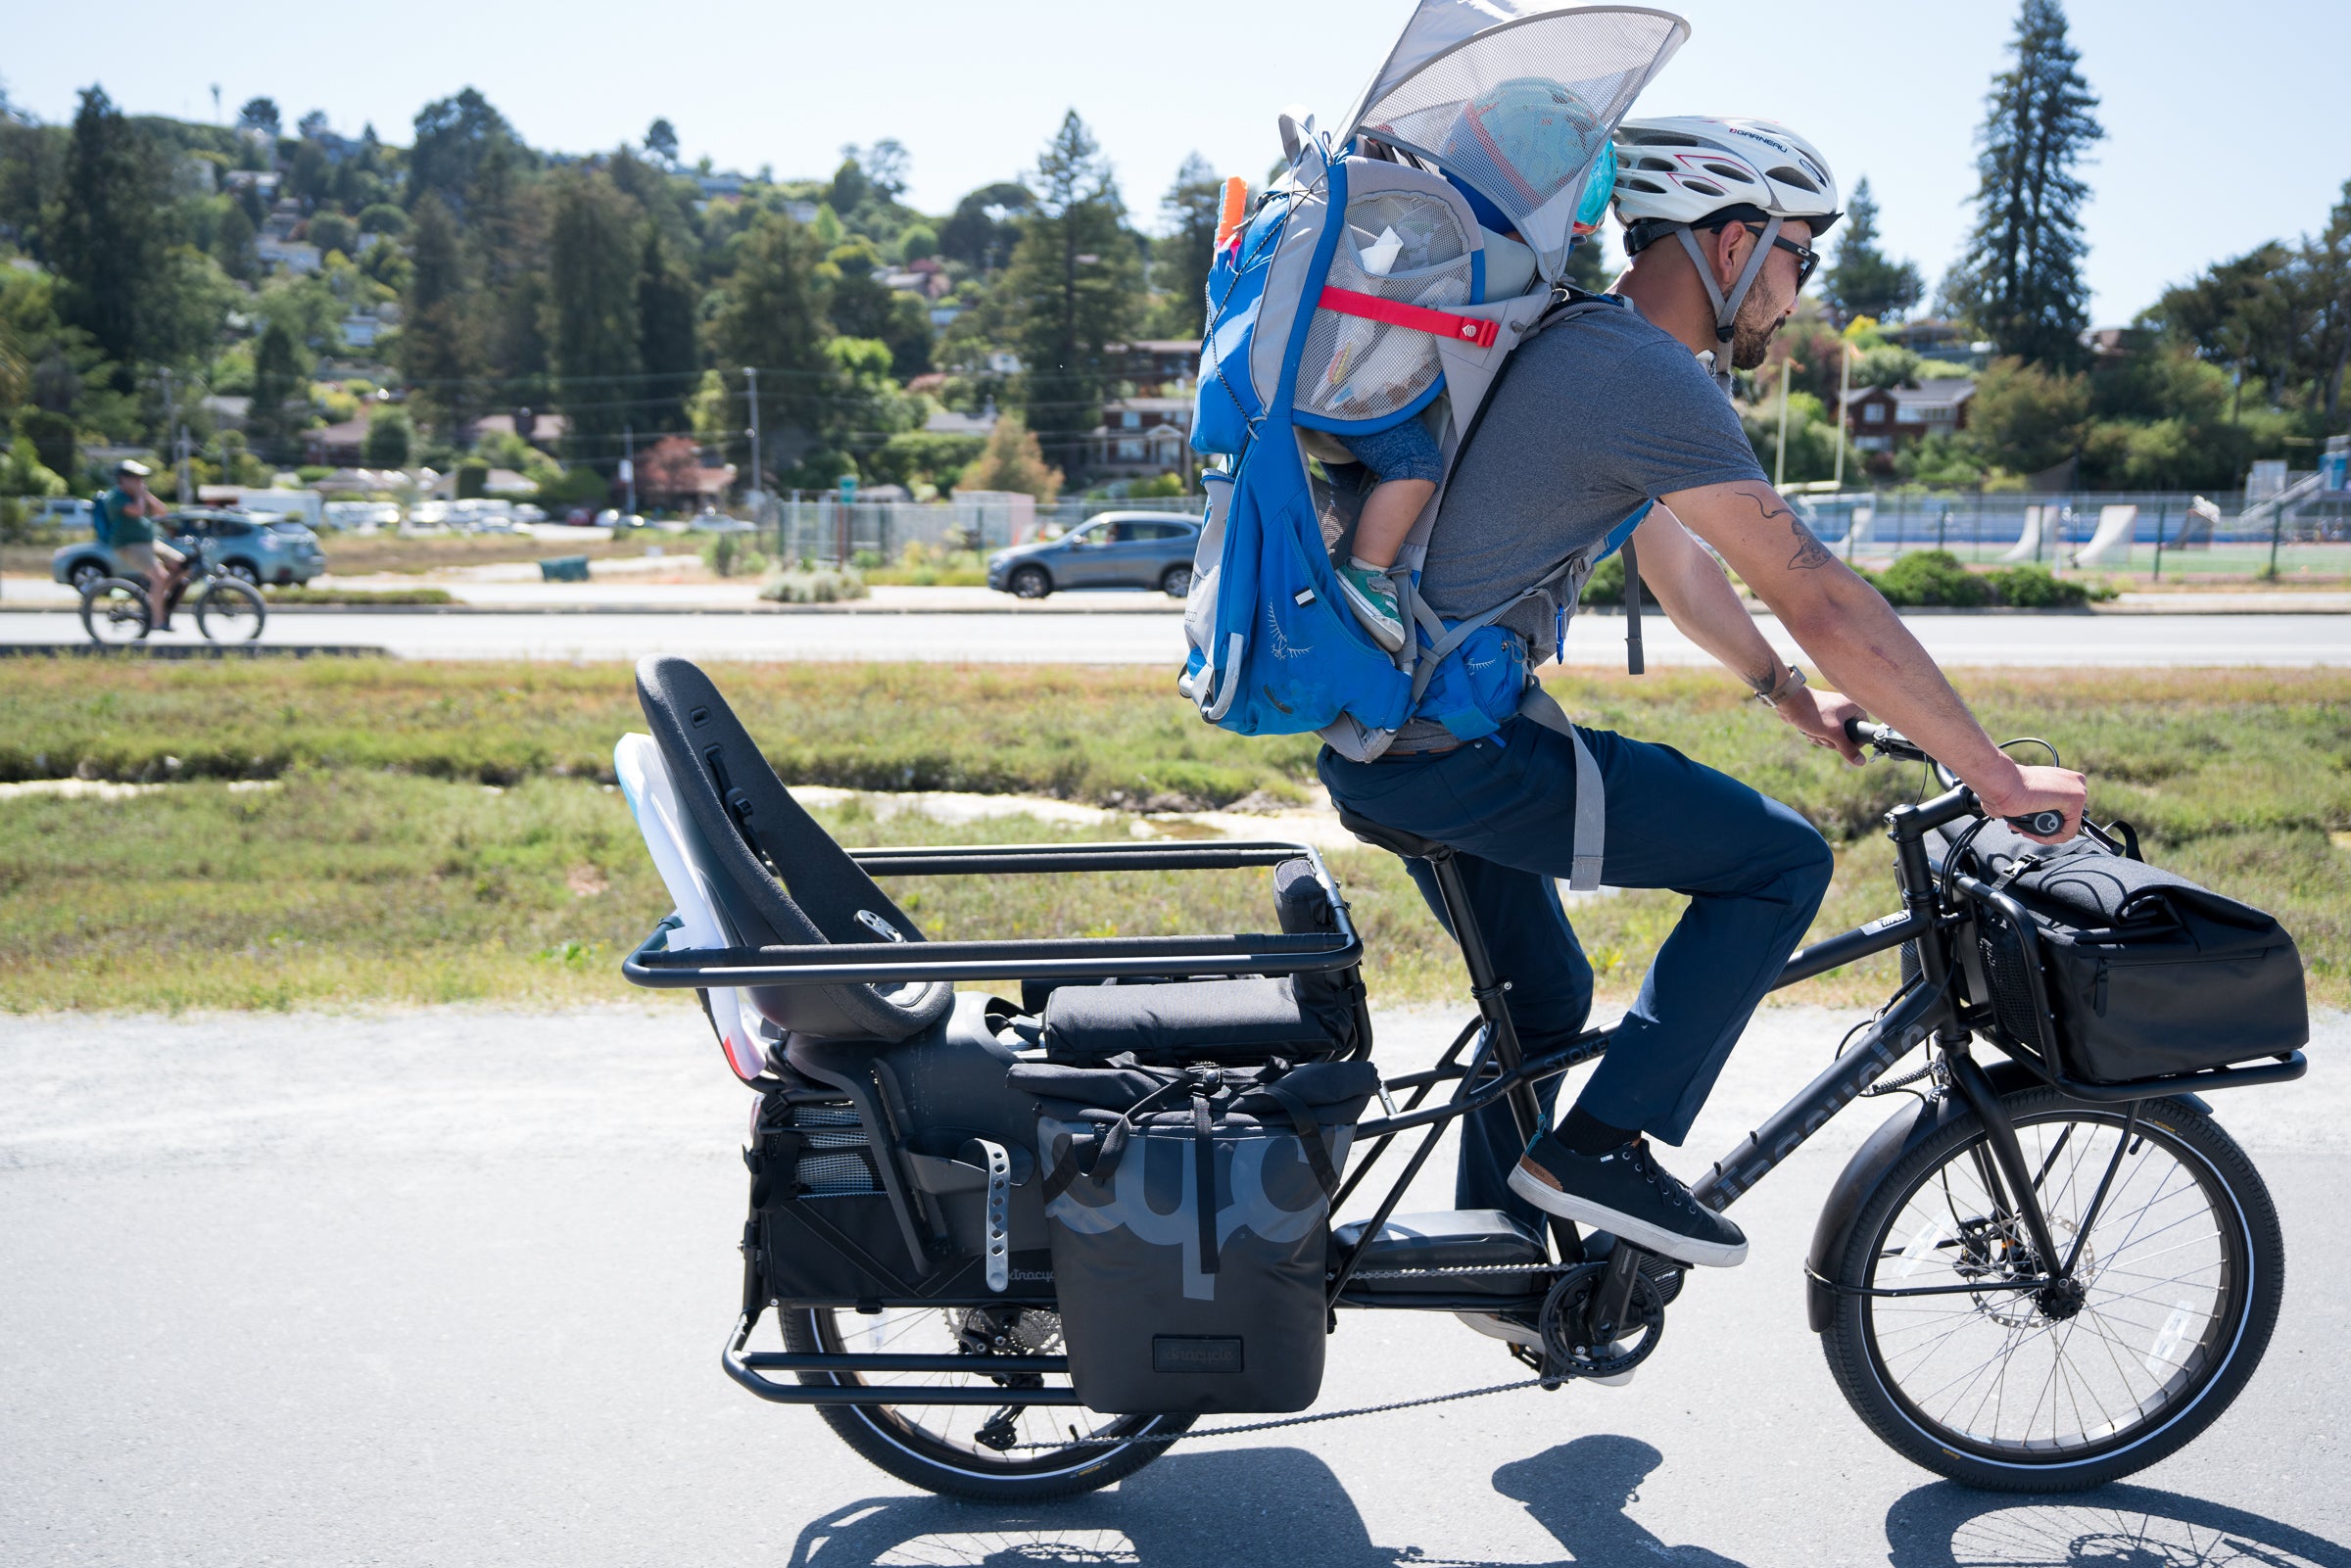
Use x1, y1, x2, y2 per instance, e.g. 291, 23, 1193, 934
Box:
722, 1318, 1084, 1407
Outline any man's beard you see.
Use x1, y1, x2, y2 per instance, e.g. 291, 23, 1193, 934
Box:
1729, 297, 1783, 370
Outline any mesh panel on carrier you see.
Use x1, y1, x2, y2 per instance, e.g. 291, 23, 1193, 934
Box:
1296, 190, 1471, 425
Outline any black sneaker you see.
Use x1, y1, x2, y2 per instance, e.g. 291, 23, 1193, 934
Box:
1509, 1133, 1749, 1268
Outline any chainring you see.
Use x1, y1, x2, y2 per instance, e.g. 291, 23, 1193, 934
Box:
1539, 1260, 1667, 1380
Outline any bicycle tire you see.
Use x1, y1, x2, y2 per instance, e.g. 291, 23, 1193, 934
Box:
780, 1305, 1189, 1501
195, 578, 266, 641
79, 577, 152, 644
1822, 1088, 2282, 1492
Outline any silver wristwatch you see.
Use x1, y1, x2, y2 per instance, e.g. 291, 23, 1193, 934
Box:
1754, 663, 1808, 709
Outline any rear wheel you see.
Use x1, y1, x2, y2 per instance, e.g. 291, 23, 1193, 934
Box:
1159, 563, 1192, 597
1823, 1088, 2282, 1492
780, 1305, 1188, 1500
195, 578, 266, 641
79, 577, 152, 644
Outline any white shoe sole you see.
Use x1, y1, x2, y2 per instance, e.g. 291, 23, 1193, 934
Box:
1509, 1164, 1749, 1268
1454, 1311, 1635, 1387
1337, 577, 1407, 653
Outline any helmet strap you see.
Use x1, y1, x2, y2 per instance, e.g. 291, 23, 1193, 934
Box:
1671, 214, 1782, 398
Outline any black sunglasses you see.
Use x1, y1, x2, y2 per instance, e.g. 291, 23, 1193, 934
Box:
1739, 223, 1820, 289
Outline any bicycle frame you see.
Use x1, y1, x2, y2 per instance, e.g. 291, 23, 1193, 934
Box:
631, 787, 2306, 1408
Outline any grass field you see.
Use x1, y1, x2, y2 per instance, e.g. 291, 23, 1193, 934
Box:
2, 661, 2345, 1015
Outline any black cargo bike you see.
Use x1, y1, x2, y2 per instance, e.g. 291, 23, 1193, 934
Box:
616, 655, 2307, 1501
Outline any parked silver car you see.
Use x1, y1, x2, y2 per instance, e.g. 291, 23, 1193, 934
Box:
50, 508, 327, 592
985, 512, 1201, 599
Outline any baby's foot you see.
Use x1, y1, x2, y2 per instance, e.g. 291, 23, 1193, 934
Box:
1337, 561, 1406, 652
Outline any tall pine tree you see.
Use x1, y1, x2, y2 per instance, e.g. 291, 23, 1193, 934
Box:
50, 87, 166, 393
1825, 178, 1923, 324
545, 172, 644, 466
635, 227, 699, 438
399, 192, 477, 435
1006, 111, 1138, 477
1157, 153, 1222, 340
712, 210, 834, 484
1945, 0, 2103, 366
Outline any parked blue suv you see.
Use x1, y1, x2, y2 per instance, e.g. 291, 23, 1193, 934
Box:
51, 508, 326, 592
985, 512, 1200, 599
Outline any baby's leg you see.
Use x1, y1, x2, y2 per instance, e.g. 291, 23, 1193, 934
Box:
1351, 478, 1437, 569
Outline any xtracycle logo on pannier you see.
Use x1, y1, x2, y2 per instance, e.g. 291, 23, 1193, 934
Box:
1152, 1336, 1245, 1373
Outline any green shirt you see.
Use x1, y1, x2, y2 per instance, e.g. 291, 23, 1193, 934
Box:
103, 487, 156, 546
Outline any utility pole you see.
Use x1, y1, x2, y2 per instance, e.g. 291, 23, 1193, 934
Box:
1831, 341, 1852, 491
1772, 356, 1792, 489
622, 424, 636, 517
743, 366, 762, 505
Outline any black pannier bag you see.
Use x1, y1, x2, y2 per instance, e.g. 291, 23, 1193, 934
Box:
1008, 1057, 1378, 1413
1937, 823, 2308, 1083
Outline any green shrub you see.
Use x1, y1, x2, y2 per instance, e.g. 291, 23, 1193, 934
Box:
1868, 549, 1994, 607
1986, 564, 2094, 608
1578, 550, 1660, 606
700, 534, 767, 578
760, 567, 870, 603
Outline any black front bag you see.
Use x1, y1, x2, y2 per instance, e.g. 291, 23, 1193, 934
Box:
1939, 823, 2308, 1083
1009, 1058, 1378, 1415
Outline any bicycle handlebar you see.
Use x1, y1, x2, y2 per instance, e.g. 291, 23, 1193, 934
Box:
1843, 718, 2069, 838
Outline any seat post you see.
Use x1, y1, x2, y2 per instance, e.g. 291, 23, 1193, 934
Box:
1424, 847, 1538, 1143
1426, 844, 1582, 1262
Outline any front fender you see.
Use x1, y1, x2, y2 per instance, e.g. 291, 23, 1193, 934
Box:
1802, 1057, 2211, 1332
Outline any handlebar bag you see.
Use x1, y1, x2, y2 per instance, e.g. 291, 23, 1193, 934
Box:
1939, 823, 2308, 1083
1009, 1058, 1377, 1413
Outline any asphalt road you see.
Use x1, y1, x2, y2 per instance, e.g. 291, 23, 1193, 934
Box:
4, 1002, 2344, 1567
9, 604, 2351, 666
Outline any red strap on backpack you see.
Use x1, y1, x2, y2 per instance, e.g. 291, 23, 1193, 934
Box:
1317, 286, 1499, 349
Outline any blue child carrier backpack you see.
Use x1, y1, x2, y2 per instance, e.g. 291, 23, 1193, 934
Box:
1176, 3, 1691, 880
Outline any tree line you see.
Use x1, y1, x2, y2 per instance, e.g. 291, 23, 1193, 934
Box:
1757, 0, 2349, 493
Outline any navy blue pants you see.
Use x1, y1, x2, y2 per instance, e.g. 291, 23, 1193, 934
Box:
1320, 717, 1833, 1229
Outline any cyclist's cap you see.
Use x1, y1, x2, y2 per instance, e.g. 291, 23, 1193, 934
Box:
117, 459, 152, 477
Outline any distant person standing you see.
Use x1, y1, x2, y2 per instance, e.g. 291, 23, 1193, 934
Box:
99, 460, 181, 626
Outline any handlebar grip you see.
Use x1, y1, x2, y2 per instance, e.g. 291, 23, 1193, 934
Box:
2005, 810, 2067, 838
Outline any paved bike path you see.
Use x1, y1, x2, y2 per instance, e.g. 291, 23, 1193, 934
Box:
2, 1004, 2343, 1567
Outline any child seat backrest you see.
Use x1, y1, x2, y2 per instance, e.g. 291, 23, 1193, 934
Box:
633, 654, 952, 1043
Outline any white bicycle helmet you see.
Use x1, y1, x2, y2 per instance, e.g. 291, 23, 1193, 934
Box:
1609, 116, 1842, 392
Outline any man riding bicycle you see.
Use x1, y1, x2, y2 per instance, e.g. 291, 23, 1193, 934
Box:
98, 459, 183, 627
1319, 117, 2087, 1277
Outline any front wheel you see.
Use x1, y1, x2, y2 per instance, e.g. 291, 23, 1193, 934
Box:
1007, 565, 1051, 599
196, 578, 266, 641
780, 1305, 1189, 1501
1823, 1087, 2282, 1492
79, 577, 152, 644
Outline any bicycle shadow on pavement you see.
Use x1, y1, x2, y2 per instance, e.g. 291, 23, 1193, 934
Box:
1883, 1480, 2351, 1568
777, 1434, 1746, 1568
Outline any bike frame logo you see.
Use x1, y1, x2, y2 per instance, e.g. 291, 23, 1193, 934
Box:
1039, 1116, 1353, 1300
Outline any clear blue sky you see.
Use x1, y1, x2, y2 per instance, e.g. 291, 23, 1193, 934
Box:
7, 0, 2345, 323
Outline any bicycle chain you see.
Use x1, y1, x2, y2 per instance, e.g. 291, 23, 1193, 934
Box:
1006, 1376, 1556, 1450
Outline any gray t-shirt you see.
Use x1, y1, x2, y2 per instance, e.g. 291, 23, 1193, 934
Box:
1418, 297, 1764, 647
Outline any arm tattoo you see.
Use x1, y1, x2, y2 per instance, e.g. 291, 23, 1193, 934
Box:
1739, 486, 1835, 571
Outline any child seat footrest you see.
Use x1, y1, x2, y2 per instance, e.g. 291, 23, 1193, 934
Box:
1331, 1210, 1548, 1297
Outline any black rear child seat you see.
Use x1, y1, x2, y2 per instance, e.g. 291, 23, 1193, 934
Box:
636, 655, 1365, 1059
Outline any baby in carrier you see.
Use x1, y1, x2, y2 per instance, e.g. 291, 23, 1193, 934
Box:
1328, 83, 1620, 652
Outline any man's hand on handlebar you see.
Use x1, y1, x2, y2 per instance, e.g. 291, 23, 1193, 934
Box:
1972, 763, 2087, 846
1772, 685, 1868, 765
1844, 718, 2087, 844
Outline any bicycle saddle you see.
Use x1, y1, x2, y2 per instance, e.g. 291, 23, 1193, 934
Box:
1334, 804, 1454, 862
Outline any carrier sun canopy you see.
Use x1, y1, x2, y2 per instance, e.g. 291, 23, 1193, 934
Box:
1340, 1, 1689, 285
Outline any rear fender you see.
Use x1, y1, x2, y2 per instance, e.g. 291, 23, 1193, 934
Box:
1800, 1058, 2209, 1331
